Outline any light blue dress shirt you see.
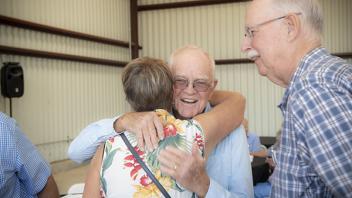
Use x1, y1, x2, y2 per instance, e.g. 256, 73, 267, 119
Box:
204, 104, 253, 198
0, 112, 51, 198
68, 104, 253, 197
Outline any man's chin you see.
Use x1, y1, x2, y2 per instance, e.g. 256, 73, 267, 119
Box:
180, 113, 196, 119
255, 61, 268, 76
177, 110, 198, 119
258, 69, 267, 76
173, 107, 194, 119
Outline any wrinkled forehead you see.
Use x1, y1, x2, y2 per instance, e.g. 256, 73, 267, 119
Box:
245, 0, 277, 25
171, 49, 214, 80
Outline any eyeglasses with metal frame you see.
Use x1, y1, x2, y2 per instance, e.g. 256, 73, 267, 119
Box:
173, 77, 212, 92
245, 12, 302, 38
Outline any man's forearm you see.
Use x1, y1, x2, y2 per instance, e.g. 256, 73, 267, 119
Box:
201, 91, 245, 156
68, 117, 117, 163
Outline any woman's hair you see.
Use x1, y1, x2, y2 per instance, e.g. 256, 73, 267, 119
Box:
122, 57, 173, 112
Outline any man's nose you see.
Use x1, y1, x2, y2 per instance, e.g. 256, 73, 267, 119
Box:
183, 82, 197, 94
241, 36, 252, 52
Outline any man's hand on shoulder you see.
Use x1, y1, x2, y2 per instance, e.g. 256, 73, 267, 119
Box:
113, 111, 164, 152
158, 143, 210, 197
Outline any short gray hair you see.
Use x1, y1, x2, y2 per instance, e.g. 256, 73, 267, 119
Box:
271, 0, 323, 37
169, 45, 216, 79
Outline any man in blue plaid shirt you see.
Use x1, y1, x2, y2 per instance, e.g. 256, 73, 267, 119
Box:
242, 0, 352, 197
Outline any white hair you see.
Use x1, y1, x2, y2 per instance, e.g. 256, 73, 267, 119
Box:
271, 0, 323, 38
168, 45, 216, 79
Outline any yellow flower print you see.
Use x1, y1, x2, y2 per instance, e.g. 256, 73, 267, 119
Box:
155, 109, 185, 136
133, 170, 173, 198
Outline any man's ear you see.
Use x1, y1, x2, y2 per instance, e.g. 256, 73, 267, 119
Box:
286, 13, 301, 42
212, 79, 218, 89
208, 79, 218, 98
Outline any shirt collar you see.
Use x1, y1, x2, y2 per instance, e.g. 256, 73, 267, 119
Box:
278, 47, 327, 110
204, 102, 211, 113
171, 102, 211, 118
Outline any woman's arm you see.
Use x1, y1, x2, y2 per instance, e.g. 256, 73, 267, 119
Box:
83, 144, 104, 198
194, 90, 245, 158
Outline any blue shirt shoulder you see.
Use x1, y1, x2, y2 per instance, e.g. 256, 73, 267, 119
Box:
0, 112, 51, 198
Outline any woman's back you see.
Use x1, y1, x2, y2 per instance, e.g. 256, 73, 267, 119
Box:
100, 109, 205, 197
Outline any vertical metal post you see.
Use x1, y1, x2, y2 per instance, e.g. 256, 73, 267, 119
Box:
130, 0, 139, 59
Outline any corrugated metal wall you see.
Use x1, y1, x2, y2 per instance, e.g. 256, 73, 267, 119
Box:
321, 0, 352, 52
0, 0, 132, 162
138, 0, 352, 136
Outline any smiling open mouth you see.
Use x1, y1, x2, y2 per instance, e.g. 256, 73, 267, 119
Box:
181, 98, 197, 104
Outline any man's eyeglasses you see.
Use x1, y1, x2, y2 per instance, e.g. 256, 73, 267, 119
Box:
245, 12, 302, 38
173, 78, 212, 92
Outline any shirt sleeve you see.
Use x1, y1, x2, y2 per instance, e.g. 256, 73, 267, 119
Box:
15, 124, 51, 195
205, 178, 248, 198
294, 84, 352, 196
68, 117, 119, 163
252, 133, 262, 152
205, 126, 254, 198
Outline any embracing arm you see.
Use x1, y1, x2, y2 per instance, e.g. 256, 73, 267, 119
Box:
113, 90, 245, 157
83, 144, 105, 198
68, 118, 118, 163
194, 90, 245, 157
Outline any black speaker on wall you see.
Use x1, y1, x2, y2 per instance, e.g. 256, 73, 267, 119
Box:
1, 62, 24, 98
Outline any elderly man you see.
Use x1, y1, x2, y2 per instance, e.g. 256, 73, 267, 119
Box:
156, 46, 253, 197
0, 112, 59, 198
241, 0, 352, 197
69, 46, 253, 197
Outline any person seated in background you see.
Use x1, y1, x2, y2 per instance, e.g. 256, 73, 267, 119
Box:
243, 118, 267, 158
0, 112, 59, 198
254, 130, 281, 198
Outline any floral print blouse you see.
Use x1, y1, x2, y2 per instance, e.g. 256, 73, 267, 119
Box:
100, 109, 205, 198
